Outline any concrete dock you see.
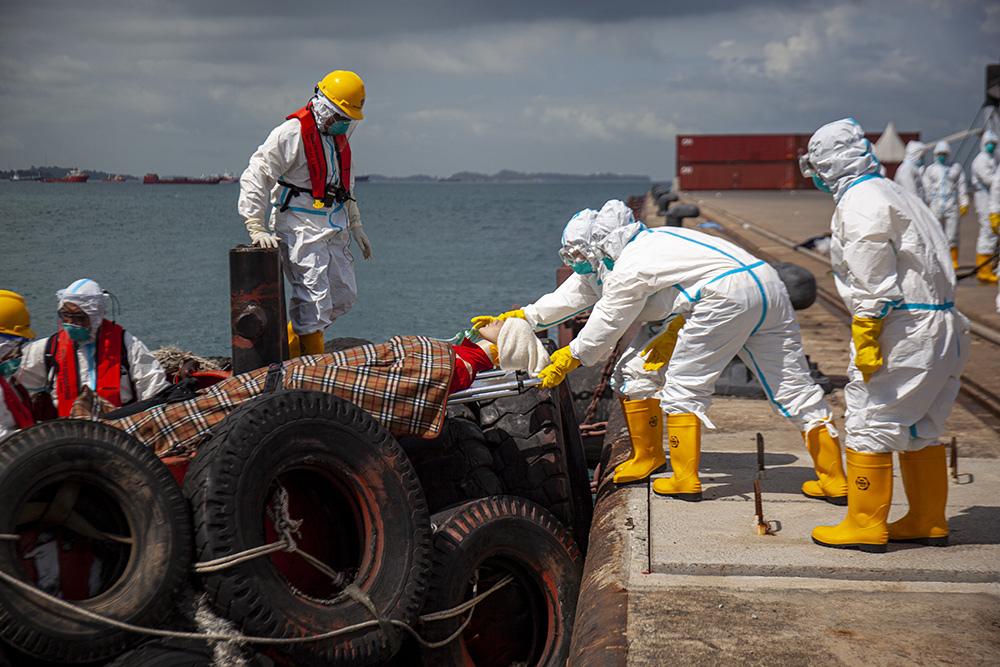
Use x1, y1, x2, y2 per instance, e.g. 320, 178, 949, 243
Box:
569, 191, 1000, 666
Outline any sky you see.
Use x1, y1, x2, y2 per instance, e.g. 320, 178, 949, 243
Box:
1, 0, 998, 181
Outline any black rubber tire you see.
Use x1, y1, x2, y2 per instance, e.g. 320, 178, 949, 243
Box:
0, 420, 192, 665
398, 404, 504, 514
478, 386, 575, 533
183, 389, 431, 667
103, 637, 271, 667
417, 496, 584, 667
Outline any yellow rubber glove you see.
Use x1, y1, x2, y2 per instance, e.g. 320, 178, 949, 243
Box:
851, 317, 883, 383
538, 345, 581, 388
641, 316, 685, 371
991, 213, 1000, 235
960, 205, 967, 217
470, 309, 526, 329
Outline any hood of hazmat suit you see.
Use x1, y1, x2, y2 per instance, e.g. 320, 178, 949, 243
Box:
980, 129, 997, 154
903, 140, 926, 165
56, 279, 108, 342
805, 118, 882, 203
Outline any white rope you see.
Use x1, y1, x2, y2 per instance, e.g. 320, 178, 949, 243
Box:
0, 566, 514, 648
0, 483, 517, 650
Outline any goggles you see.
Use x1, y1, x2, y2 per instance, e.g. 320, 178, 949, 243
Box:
558, 245, 592, 267
57, 308, 90, 325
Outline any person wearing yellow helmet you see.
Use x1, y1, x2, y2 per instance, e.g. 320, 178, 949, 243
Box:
0, 290, 37, 440
238, 70, 372, 358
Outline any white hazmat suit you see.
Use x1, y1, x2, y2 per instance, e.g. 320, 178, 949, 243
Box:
893, 140, 926, 200
807, 120, 970, 454
921, 141, 969, 252
522, 201, 832, 430
971, 130, 999, 283
239, 78, 370, 350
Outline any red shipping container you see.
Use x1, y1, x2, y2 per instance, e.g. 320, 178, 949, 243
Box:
678, 162, 798, 190
677, 134, 802, 163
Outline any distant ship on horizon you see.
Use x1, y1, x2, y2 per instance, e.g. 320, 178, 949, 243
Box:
41, 167, 89, 183
144, 173, 222, 185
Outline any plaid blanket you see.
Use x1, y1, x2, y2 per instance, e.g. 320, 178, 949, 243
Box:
103, 336, 455, 456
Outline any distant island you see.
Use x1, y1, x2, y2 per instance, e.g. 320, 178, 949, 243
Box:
363, 170, 650, 184
4, 166, 650, 184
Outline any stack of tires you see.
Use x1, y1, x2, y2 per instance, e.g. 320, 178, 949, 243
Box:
0, 382, 590, 666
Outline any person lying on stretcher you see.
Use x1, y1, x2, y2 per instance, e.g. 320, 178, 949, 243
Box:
63, 319, 551, 457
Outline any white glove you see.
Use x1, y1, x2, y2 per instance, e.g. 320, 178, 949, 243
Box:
245, 217, 279, 249
347, 200, 372, 259
351, 225, 372, 259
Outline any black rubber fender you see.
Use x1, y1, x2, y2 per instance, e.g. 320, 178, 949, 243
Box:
182, 389, 432, 667
398, 404, 504, 514
478, 386, 575, 533
771, 261, 817, 310
0, 420, 192, 664
416, 495, 584, 667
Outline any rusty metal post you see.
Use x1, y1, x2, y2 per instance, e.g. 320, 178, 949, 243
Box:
229, 244, 288, 374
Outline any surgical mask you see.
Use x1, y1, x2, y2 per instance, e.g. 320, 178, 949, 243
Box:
602, 258, 615, 271
325, 120, 353, 136
571, 261, 594, 275
987, 142, 996, 155
936, 154, 947, 164
62, 323, 91, 342
812, 174, 832, 194
0, 357, 20, 379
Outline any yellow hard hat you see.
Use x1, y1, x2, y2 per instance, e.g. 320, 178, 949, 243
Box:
317, 70, 365, 120
0, 290, 35, 339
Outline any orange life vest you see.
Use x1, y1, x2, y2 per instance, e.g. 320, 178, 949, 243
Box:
52, 321, 125, 416
285, 104, 352, 207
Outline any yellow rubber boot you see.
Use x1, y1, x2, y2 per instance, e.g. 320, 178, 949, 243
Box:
651, 413, 702, 501
287, 322, 302, 359
801, 426, 848, 505
887, 444, 949, 546
300, 331, 325, 356
614, 398, 633, 474
976, 253, 998, 284
950, 246, 959, 271
613, 398, 666, 484
812, 449, 893, 553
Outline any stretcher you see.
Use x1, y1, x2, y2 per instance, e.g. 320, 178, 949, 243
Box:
448, 369, 542, 404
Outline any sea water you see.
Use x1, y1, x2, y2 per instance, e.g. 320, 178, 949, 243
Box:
0, 179, 651, 357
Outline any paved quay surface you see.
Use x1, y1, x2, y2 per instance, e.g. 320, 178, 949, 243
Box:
568, 191, 1000, 667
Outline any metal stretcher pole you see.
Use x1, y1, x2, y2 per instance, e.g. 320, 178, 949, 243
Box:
448, 371, 542, 404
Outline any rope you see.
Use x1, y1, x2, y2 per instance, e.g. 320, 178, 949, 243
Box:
0, 561, 514, 649
0, 482, 516, 651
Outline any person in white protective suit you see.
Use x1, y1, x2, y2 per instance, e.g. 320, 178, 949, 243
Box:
801, 119, 971, 553
17, 279, 169, 417
970, 130, 999, 284
238, 71, 372, 358
921, 140, 969, 270
893, 140, 926, 200
472, 200, 847, 504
